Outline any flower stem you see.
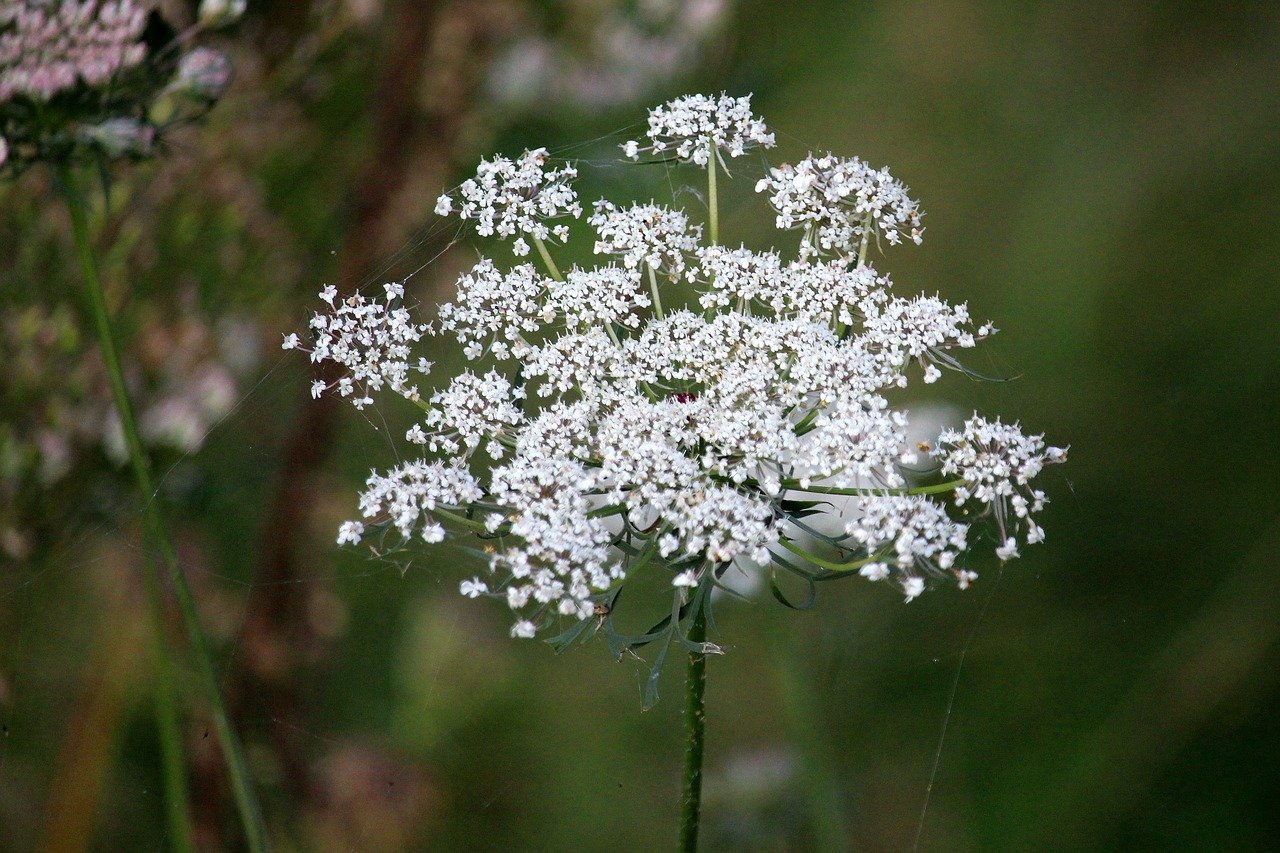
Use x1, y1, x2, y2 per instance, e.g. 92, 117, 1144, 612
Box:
532, 235, 564, 281
857, 211, 873, 267
145, 554, 196, 853
679, 604, 708, 852
776, 537, 877, 573
648, 265, 664, 319
707, 152, 719, 245
58, 164, 269, 852
782, 478, 965, 497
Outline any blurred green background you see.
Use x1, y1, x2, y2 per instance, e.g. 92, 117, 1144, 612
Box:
3, 1, 1279, 849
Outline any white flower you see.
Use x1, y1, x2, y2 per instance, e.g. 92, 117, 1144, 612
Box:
435, 148, 581, 254
589, 200, 701, 279
860, 562, 891, 582
547, 265, 649, 330
846, 495, 970, 593
859, 291, 992, 384
460, 578, 488, 597
672, 569, 699, 587
622, 93, 775, 166
353, 460, 483, 543
336, 520, 364, 545
419, 370, 524, 458
756, 153, 923, 258
281, 332, 300, 349
289, 93, 1064, 648
439, 259, 550, 360
934, 415, 1066, 559
298, 284, 431, 408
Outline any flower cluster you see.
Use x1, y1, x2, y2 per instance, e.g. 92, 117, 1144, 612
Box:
349, 460, 482, 547
436, 259, 548, 360
0, 0, 147, 102
622, 92, 774, 165
293, 94, 1065, 651
283, 283, 431, 409
845, 495, 972, 598
434, 148, 581, 257
0, 0, 241, 173
756, 153, 924, 259
934, 416, 1067, 560
588, 200, 701, 280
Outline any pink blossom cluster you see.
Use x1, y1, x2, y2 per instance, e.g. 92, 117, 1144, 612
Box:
0, 1, 147, 102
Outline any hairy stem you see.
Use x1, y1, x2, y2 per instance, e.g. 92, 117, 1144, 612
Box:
58, 164, 269, 852
532, 234, 564, 281
680, 604, 709, 852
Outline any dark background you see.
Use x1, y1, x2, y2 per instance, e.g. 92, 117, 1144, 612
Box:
2, 1, 1278, 849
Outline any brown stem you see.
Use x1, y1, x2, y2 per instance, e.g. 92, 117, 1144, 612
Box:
195, 0, 509, 841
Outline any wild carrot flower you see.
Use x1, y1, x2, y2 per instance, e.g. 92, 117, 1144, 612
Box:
622, 92, 774, 165
934, 415, 1067, 560
756, 153, 924, 259
293, 93, 1066, 650
434, 148, 581, 257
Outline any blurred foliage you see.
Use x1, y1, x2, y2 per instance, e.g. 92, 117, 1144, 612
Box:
2, 0, 1279, 850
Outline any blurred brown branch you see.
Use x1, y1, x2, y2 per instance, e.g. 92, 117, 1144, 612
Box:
195, 0, 514, 843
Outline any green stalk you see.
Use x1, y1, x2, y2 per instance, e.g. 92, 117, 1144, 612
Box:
777, 537, 878, 573
144, 554, 196, 853
679, 604, 709, 852
58, 164, 269, 852
784, 479, 965, 497
434, 506, 497, 534
707, 151, 719, 245
647, 265, 664, 319
856, 211, 873, 268
532, 235, 564, 281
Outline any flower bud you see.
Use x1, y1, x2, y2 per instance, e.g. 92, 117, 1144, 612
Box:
197, 0, 247, 28
0, 136, 8, 168
173, 48, 232, 100
79, 118, 155, 157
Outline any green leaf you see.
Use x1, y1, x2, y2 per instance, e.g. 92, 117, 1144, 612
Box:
545, 616, 593, 653
642, 631, 673, 710
769, 567, 817, 610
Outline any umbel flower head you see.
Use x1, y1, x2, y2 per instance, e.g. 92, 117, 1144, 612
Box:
291, 93, 1066, 697
0, 0, 240, 174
